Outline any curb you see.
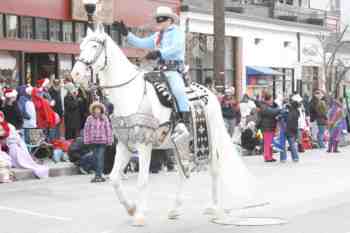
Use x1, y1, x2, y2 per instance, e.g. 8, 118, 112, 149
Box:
12, 163, 79, 181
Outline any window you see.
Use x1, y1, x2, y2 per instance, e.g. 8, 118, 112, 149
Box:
75, 22, 86, 43
62, 22, 73, 42
49, 20, 61, 41
35, 18, 48, 40
6, 15, 18, 38
21, 16, 34, 40
0, 14, 3, 38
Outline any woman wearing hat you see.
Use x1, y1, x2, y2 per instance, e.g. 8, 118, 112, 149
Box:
83, 101, 113, 183
119, 6, 191, 129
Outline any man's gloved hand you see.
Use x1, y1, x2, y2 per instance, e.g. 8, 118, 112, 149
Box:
119, 21, 129, 36
145, 50, 161, 60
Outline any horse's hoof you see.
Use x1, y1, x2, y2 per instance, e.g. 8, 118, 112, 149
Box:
203, 206, 217, 216
168, 209, 181, 220
127, 204, 136, 216
132, 214, 145, 227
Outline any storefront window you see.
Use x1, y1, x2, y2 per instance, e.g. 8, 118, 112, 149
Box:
21, 16, 34, 40
75, 22, 86, 43
59, 54, 73, 79
35, 18, 48, 40
49, 20, 61, 41
0, 51, 19, 88
63, 22, 73, 42
0, 14, 3, 38
6, 15, 18, 39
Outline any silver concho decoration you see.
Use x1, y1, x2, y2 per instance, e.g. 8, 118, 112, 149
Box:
111, 113, 160, 151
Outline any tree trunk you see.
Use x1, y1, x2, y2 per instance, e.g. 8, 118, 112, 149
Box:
213, 0, 226, 91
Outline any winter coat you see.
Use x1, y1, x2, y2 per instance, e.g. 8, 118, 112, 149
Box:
32, 88, 59, 129
2, 103, 23, 130
286, 104, 300, 137
220, 97, 240, 120
49, 87, 64, 117
17, 86, 36, 128
310, 98, 328, 125
64, 94, 81, 130
257, 102, 281, 131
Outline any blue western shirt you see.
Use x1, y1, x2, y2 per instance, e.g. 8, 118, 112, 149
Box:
127, 25, 185, 62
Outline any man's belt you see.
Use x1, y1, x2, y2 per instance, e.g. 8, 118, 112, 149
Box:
158, 60, 184, 72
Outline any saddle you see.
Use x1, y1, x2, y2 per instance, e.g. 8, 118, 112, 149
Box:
144, 70, 211, 177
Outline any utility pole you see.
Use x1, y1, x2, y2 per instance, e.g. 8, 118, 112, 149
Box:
213, 0, 226, 90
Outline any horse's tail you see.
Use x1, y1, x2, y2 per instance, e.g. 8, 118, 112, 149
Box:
206, 91, 258, 209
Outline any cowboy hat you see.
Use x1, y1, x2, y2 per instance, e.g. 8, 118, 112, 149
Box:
89, 101, 106, 114
154, 6, 178, 22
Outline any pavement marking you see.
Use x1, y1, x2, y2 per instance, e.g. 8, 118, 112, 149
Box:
0, 205, 73, 221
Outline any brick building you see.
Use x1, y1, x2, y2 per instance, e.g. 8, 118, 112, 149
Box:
0, 0, 179, 87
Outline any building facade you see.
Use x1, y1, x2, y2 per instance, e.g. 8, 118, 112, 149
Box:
180, 0, 338, 98
0, 0, 179, 87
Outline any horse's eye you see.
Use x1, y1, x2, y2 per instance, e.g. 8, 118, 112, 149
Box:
92, 44, 98, 49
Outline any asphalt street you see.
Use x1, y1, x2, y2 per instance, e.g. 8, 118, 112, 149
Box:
1, 147, 350, 233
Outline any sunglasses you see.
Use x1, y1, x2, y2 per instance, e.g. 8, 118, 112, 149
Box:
156, 16, 170, 23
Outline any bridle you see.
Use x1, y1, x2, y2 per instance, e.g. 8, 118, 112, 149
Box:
75, 36, 142, 93
76, 37, 108, 73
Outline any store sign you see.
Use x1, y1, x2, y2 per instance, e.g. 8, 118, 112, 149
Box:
71, 0, 114, 24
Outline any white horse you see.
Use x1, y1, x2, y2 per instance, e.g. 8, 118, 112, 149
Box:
71, 24, 256, 226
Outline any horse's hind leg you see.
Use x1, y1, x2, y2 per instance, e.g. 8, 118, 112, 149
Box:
204, 151, 224, 219
168, 163, 186, 220
110, 143, 134, 216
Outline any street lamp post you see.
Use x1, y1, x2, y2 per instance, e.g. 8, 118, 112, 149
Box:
83, 0, 98, 29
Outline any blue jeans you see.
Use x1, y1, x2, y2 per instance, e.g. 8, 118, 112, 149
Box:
164, 71, 189, 112
280, 135, 299, 161
92, 144, 106, 177
317, 125, 326, 148
48, 127, 60, 142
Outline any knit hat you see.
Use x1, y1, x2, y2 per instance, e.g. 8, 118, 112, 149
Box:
64, 82, 77, 94
36, 78, 50, 88
3, 88, 18, 99
89, 101, 106, 114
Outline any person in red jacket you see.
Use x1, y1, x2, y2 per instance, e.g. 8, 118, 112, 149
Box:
31, 87, 59, 134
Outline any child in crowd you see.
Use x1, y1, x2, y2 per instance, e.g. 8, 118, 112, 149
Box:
83, 102, 113, 183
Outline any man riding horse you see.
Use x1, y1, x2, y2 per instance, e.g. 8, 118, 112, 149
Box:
119, 6, 190, 131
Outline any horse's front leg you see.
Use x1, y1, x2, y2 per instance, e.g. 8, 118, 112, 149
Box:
133, 143, 152, 226
109, 143, 134, 216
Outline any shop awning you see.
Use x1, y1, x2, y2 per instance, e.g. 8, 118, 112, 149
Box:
246, 66, 283, 76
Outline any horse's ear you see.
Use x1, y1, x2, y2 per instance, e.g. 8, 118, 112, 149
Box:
95, 23, 105, 34
86, 27, 93, 37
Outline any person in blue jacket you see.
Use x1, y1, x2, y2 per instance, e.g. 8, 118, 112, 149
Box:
119, 6, 190, 127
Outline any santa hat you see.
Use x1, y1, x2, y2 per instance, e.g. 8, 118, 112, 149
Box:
3, 88, 18, 99
36, 78, 50, 88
